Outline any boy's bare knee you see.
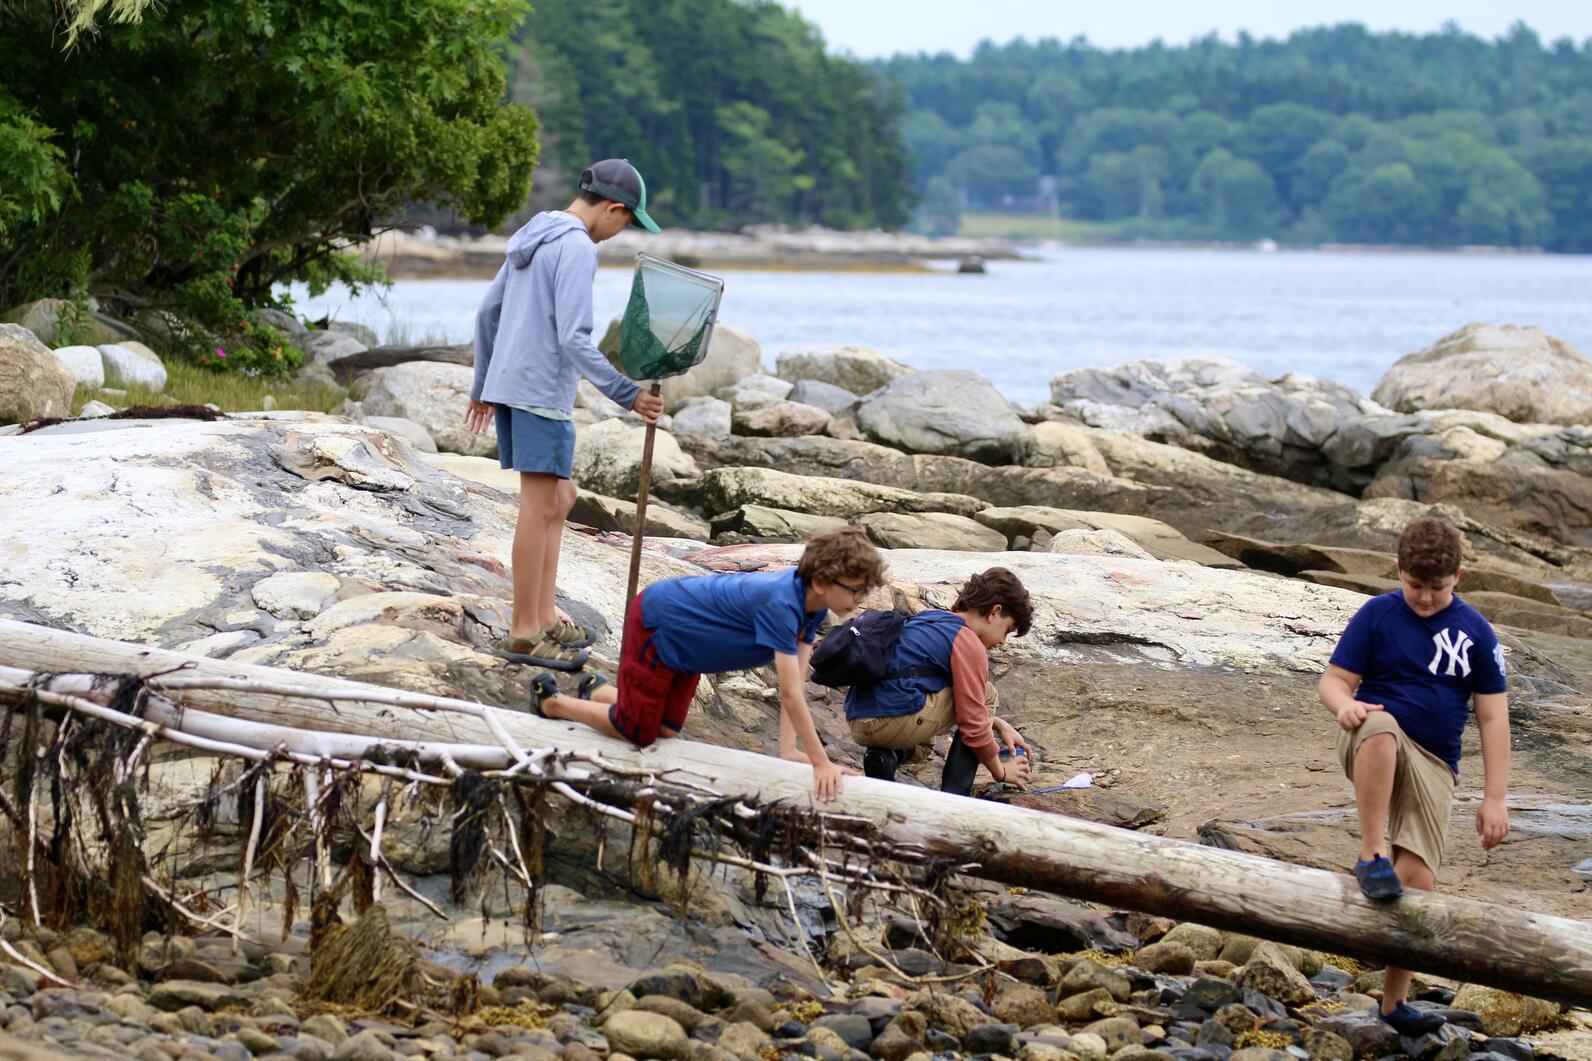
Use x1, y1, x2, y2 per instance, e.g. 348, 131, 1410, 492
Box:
555, 480, 578, 519
1355, 731, 1396, 759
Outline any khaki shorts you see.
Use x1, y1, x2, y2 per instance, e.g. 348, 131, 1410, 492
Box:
849, 681, 998, 750
1338, 711, 1455, 874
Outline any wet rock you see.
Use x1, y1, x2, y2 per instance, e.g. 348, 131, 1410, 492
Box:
1134, 942, 1196, 976
604, 1010, 691, 1060
1447, 985, 1561, 1037
857, 370, 1033, 464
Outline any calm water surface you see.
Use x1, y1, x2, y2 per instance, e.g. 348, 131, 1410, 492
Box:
290, 246, 1592, 407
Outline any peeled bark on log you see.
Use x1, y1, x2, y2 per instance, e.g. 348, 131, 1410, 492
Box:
1, 618, 1589, 1005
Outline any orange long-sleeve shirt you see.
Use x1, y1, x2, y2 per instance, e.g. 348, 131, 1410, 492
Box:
949, 626, 997, 760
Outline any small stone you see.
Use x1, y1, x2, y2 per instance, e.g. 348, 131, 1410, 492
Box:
1159, 925, 1224, 963
714, 1021, 770, 1060
995, 984, 1054, 1028
1057, 989, 1118, 1022
810, 1013, 872, 1050
1196, 1021, 1234, 1047
1018, 1042, 1080, 1061
251, 571, 340, 620
1212, 1004, 1259, 1035
635, 995, 707, 1033
1068, 1031, 1109, 1061
302, 1014, 351, 1046
720, 1000, 776, 1034
1134, 942, 1196, 976
900, 989, 989, 1039
107, 994, 155, 1023
604, 1010, 691, 1060
149, 980, 249, 1012
1079, 1016, 1140, 1052
147, 1011, 185, 1036
869, 1025, 921, 1061
1063, 961, 1132, 1003
332, 1030, 396, 1060
562, 1043, 602, 1061
1196, 960, 1238, 979
1113, 1049, 1174, 1061
965, 1022, 1018, 1054
237, 1027, 282, 1055
1299, 1027, 1352, 1061
1234, 943, 1317, 1008
1228, 1050, 1292, 1061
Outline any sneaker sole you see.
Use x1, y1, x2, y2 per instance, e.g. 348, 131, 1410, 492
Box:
500, 647, 589, 672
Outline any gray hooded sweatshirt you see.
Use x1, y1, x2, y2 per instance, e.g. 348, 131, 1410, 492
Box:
471, 212, 641, 414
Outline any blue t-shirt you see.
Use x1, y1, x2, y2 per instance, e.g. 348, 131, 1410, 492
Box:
641, 568, 826, 675
1329, 591, 1507, 773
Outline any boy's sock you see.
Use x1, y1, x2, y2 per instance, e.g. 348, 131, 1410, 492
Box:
863, 747, 901, 782
1380, 1002, 1446, 1037
1354, 854, 1404, 900
940, 734, 980, 796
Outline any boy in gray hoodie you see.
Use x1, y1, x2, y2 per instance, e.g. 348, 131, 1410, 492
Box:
466, 159, 666, 670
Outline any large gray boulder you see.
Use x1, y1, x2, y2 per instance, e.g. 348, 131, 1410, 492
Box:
0, 324, 75, 423
98, 342, 167, 392
571, 419, 697, 498
775, 346, 911, 394
362, 416, 437, 453
1050, 357, 1386, 489
787, 379, 860, 417
709, 505, 848, 542
972, 506, 1242, 567
358, 361, 490, 457
300, 330, 369, 364
600, 319, 763, 413
671, 396, 732, 436
855, 369, 1032, 464
1372, 324, 1592, 426
1, 298, 136, 346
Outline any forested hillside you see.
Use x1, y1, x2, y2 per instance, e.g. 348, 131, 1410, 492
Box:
510, 0, 911, 230
880, 23, 1592, 249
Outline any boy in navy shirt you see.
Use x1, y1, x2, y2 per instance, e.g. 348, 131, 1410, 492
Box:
1318, 517, 1510, 1037
528, 528, 887, 802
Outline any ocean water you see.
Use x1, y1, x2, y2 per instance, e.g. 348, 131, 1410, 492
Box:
288, 246, 1592, 408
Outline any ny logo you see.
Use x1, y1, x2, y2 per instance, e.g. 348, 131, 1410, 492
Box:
1429, 628, 1473, 677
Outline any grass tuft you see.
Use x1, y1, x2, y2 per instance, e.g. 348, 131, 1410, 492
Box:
73, 360, 348, 416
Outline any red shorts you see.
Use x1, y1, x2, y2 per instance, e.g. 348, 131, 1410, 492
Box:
609, 591, 700, 748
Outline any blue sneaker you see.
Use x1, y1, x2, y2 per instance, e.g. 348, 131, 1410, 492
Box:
1381, 1002, 1446, 1036
1354, 855, 1404, 900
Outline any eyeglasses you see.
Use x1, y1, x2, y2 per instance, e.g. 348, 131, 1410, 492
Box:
832, 578, 865, 597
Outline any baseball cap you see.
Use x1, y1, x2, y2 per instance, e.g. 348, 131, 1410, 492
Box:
580, 158, 661, 234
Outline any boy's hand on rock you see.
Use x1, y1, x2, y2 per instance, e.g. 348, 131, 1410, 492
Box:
811, 760, 843, 803
464, 400, 493, 434
995, 719, 1030, 758
1477, 796, 1509, 849
632, 391, 664, 425
1001, 755, 1031, 788
1336, 700, 1381, 731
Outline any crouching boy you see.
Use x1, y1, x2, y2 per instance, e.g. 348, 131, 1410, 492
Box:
530, 528, 887, 802
847, 567, 1034, 795
1317, 516, 1510, 1037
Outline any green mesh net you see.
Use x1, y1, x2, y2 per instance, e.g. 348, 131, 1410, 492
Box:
618, 254, 725, 381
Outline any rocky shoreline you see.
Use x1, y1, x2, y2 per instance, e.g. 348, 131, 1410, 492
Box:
1, 315, 1590, 1059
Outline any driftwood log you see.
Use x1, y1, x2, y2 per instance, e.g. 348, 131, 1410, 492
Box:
1, 618, 1589, 1005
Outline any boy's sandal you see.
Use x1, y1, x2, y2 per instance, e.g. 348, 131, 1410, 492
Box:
577, 672, 611, 701
548, 617, 596, 649
528, 673, 559, 718
500, 633, 589, 672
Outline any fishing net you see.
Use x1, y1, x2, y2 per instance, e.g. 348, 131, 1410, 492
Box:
618, 254, 725, 381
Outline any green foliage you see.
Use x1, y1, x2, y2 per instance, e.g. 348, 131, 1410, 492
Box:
880, 23, 1592, 249
510, 0, 911, 230
1, 0, 538, 372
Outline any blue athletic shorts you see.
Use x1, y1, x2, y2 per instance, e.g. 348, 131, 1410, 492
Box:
495, 406, 576, 479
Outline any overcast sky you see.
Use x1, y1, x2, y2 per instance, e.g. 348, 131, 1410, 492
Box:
789, 1, 1592, 58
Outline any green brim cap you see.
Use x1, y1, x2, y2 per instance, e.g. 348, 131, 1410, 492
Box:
581, 158, 661, 234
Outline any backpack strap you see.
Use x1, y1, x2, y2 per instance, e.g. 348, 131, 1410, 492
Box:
881, 664, 949, 681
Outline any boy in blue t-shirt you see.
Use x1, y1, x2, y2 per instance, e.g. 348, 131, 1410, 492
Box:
528, 528, 887, 802
1318, 517, 1510, 1037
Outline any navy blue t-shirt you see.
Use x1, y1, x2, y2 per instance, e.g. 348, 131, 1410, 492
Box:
641, 568, 826, 675
1329, 591, 1507, 773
